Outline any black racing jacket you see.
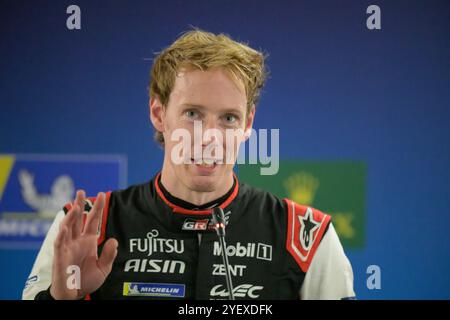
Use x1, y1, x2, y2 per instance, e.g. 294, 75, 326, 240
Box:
23, 173, 355, 300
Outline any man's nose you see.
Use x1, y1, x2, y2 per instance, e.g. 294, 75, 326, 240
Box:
201, 117, 222, 147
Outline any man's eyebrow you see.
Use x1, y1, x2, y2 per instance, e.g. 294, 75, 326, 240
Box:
181, 103, 208, 110
181, 103, 244, 114
222, 108, 245, 115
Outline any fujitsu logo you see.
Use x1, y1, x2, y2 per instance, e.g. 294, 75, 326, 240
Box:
129, 229, 184, 256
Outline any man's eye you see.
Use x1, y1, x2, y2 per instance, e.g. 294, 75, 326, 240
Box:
224, 115, 237, 123
185, 110, 199, 119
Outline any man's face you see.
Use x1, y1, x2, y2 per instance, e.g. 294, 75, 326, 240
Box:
154, 67, 254, 192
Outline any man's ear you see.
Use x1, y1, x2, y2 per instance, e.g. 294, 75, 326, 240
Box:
149, 96, 165, 133
244, 105, 256, 141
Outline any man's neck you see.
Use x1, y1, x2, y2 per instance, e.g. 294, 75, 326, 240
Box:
160, 162, 234, 206
157, 174, 235, 210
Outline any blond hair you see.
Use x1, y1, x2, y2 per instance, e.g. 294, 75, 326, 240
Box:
149, 29, 268, 145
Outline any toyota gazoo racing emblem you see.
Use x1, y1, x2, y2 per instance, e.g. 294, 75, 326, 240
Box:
181, 211, 231, 231
182, 219, 209, 231
210, 284, 264, 299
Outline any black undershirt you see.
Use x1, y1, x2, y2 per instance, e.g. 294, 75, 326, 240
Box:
157, 174, 236, 210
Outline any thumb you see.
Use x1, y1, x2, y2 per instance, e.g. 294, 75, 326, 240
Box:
98, 238, 118, 278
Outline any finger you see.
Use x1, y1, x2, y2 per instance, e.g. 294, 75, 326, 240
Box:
54, 225, 68, 250
97, 238, 118, 278
72, 190, 85, 239
60, 206, 77, 241
75, 189, 86, 213
83, 192, 105, 235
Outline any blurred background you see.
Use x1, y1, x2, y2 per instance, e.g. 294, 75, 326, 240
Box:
0, 0, 449, 299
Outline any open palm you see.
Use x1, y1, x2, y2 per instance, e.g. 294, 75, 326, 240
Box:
50, 191, 118, 300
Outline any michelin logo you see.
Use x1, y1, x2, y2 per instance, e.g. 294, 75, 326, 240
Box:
0, 219, 52, 237
0, 170, 74, 238
19, 170, 75, 219
123, 282, 185, 298
0, 154, 124, 249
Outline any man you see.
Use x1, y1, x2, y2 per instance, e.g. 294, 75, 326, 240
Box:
23, 30, 355, 300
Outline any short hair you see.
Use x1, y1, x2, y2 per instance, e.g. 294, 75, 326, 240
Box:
149, 29, 268, 145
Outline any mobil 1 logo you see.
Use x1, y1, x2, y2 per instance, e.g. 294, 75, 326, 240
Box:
213, 242, 272, 261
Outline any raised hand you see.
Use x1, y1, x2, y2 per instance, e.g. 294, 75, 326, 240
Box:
50, 190, 118, 299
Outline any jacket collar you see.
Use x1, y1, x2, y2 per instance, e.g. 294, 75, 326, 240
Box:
153, 172, 239, 216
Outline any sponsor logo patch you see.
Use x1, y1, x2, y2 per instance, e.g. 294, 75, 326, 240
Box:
24, 275, 38, 289
285, 201, 331, 272
210, 284, 263, 299
124, 259, 186, 274
123, 282, 185, 298
213, 241, 272, 261
129, 229, 185, 256
212, 264, 247, 277
182, 219, 209, 231
181, 211, 231, 231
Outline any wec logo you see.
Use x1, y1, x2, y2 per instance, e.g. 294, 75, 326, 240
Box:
210, 284, 263, 299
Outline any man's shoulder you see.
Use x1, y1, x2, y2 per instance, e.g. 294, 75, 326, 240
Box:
111, 180, 151, 199
239, 182, 333, 272
61, 181, 152, 215
238, 182, 330, 220
282, 198, 332, 273
238, 181, 284, 207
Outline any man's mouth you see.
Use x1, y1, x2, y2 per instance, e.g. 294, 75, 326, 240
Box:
191, 158, 221, 168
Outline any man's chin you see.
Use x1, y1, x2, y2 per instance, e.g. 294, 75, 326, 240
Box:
188, 175, 218, 192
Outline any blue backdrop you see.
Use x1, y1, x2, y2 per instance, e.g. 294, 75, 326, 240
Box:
0, 0, 449, 299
